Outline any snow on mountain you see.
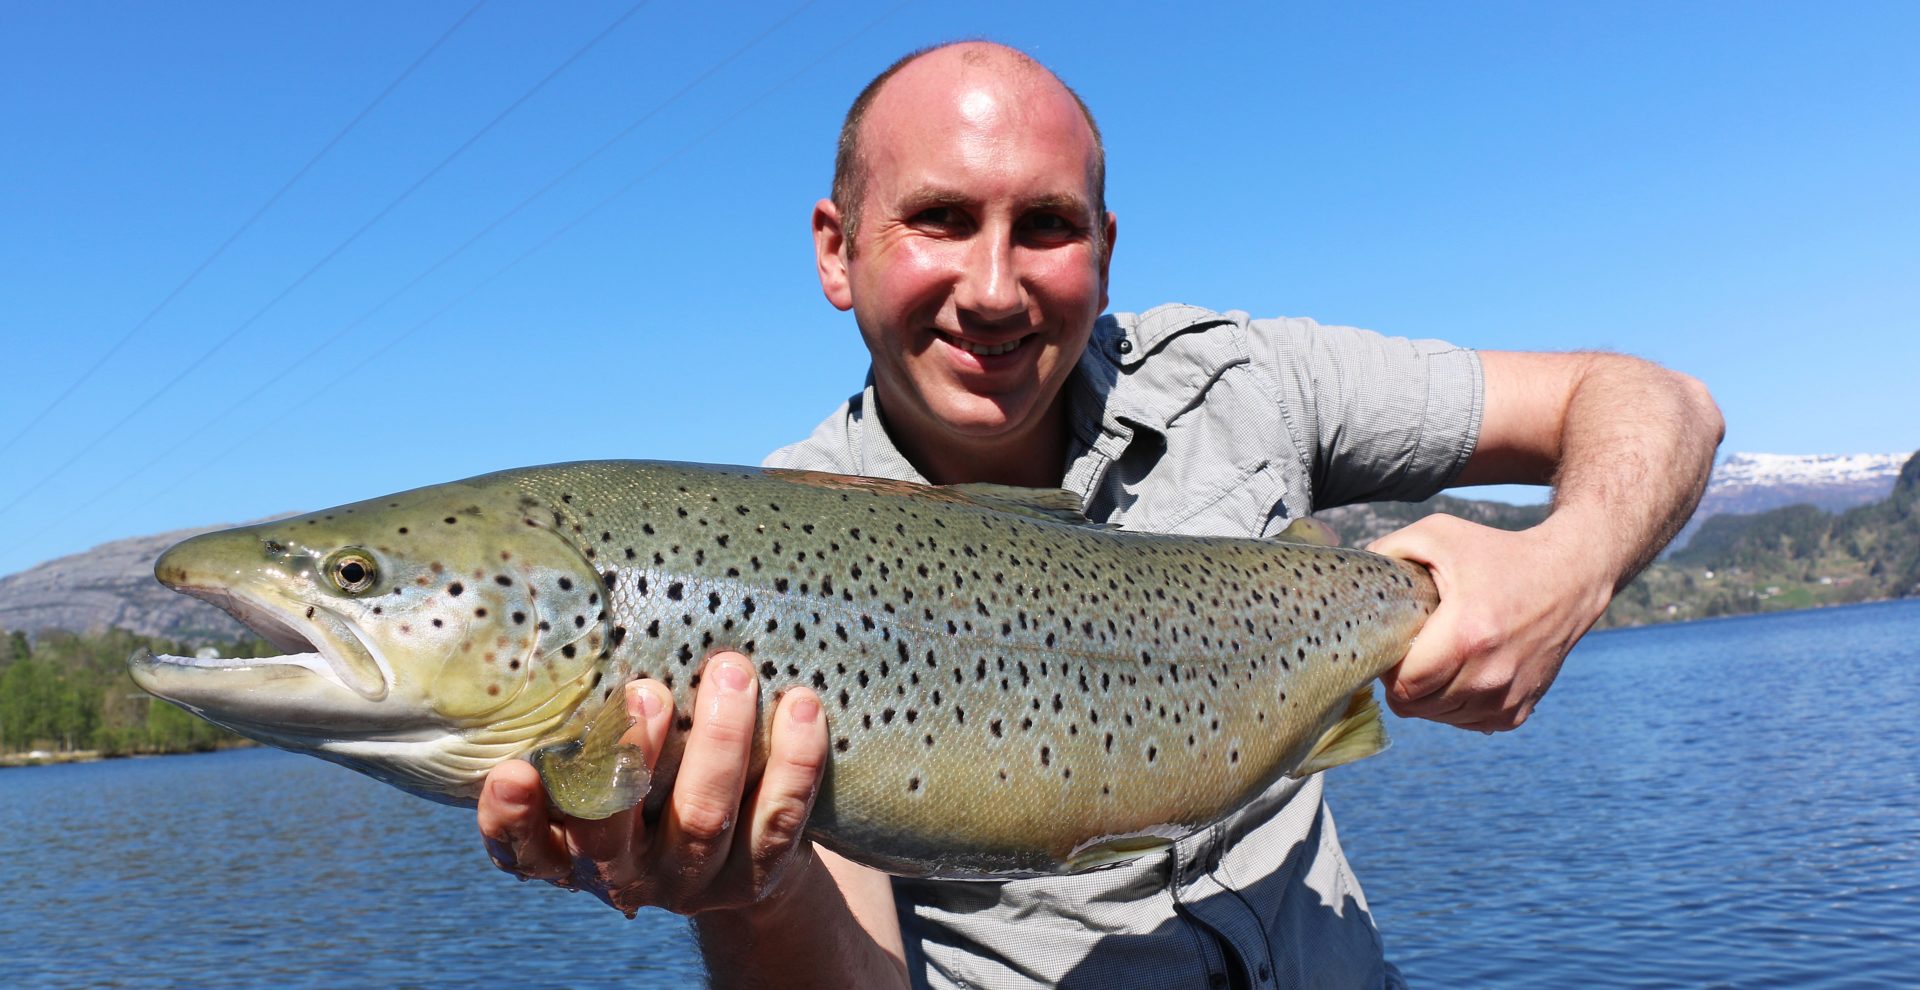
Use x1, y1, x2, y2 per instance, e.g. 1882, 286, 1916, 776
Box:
1709, 452, 1911, 492
1670, 451, 1914, 549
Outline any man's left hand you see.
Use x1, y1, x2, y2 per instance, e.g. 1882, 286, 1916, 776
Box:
1368, 512, 1614, 732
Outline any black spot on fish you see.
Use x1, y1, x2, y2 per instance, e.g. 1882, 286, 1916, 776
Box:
667, 582, 684, 601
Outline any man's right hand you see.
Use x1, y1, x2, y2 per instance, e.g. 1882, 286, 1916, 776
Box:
476, 652, 829, 917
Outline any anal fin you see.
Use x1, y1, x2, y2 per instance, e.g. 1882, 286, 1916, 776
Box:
531, 688, 652, 820
1292, 686, 1390, 778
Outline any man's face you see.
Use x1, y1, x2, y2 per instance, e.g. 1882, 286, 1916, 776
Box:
814, 53, 1115, 458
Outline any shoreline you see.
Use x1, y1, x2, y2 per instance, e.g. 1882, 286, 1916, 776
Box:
0, 740, 255, 769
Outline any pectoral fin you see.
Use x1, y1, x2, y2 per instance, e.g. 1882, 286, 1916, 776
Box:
531, 689, 652, 820
1292, 687, 1390, 778
1063, 833, 1177, 873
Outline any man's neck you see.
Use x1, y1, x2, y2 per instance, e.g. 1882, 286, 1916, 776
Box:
877, 396, 1070, 489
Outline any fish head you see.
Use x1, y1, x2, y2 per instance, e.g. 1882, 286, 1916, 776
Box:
130, 483, 613, 804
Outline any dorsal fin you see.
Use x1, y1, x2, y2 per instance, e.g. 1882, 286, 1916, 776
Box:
1273, 517, 1342, 547
943, 484, 1094, 525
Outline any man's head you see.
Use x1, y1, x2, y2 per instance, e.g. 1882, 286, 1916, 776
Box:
812, 42, 1118, 484
831, 44, 1108, 255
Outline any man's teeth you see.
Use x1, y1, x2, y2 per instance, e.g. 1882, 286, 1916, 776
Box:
954, 336, 1025, 356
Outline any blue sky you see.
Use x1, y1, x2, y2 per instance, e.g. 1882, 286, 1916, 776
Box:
2, 0, 1915, 577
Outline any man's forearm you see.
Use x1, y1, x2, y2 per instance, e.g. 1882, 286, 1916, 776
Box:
1538, 354, 1724, 588
695, 848, 908, 990
1374, 350, 1721, 731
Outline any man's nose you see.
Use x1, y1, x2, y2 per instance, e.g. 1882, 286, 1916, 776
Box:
954, 233, 1026, 323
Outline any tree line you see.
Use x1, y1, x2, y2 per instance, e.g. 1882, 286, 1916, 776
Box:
0, 627, 269, 756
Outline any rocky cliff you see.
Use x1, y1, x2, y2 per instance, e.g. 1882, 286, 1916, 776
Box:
0, 522, 277, 644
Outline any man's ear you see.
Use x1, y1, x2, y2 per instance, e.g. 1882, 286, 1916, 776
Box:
813, 198, 853, 311
1098, 211, 1118, 311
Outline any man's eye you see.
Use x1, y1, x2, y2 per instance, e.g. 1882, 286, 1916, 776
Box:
1023, 213, 1079, 239
912, 207, 963, 227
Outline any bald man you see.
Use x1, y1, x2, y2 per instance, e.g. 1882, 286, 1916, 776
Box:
478, 42, 1721, 989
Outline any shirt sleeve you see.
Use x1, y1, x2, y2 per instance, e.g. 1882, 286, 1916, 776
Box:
1244, 315, 1484, 509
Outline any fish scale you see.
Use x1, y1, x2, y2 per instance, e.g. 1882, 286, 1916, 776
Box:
133, 460, 1437, 879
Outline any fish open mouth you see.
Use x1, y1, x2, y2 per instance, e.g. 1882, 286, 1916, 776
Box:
141, 583, 390, 702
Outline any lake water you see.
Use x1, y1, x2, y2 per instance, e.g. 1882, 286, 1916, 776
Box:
3, 600, 1916, 988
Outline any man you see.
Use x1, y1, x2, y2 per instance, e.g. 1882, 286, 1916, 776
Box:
477, 41, 1721, 988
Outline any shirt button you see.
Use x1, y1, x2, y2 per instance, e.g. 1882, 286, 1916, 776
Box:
1115, 338, 1133, 355
1257, 963, 1272, 982
1209, 974, 1228, 989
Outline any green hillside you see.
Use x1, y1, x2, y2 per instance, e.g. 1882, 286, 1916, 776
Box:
0, 628, 263, 760
1603, 451, 1920, 626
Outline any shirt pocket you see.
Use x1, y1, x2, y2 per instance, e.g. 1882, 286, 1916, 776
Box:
1121, 461, 1291, 538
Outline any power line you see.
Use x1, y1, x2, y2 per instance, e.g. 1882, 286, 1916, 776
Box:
18, 0, 825, 540
52, 0, 910, 557
0, 0, 652, 521
0, 0, 489, 460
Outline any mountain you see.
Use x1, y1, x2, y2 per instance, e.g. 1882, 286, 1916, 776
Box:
0, 520, 281, 645
1674, 452, 1910, 548
1312, 493, 1549, 547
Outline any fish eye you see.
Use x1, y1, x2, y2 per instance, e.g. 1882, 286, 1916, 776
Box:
327, 550, 378, 594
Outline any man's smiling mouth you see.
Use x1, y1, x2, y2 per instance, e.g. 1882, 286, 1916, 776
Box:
937, 331, 1028, 357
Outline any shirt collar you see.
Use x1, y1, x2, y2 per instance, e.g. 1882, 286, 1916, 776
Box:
848, 314, 1159, 493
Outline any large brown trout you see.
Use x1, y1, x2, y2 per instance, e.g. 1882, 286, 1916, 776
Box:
131, 461, 1436, 878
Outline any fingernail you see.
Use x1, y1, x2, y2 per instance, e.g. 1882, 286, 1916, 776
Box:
627, 683, 661, 720
490, 775, 536, 812
791, 694, 820, 724
484, 836, 518, 870
714, 659, 750, 693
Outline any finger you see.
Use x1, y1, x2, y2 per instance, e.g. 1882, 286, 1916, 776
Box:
718, 686, 828, 897
1381, 602, 1463, 711
1459, 693, 1538, 734
563, 680, 675, 882
477, 760, 571, 882
657, 653, 760, 893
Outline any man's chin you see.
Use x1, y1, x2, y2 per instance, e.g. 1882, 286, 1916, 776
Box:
925, 394, 1040, 440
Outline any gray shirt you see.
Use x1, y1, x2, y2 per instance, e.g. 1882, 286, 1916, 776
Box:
766, 303, 1483, 990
